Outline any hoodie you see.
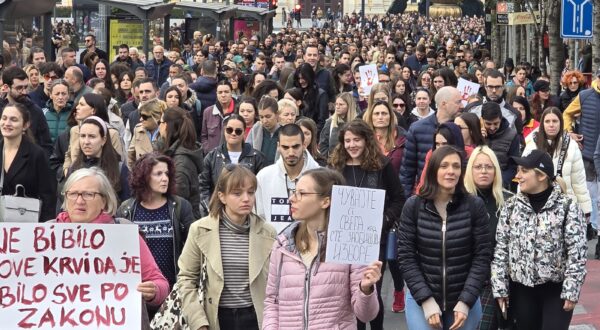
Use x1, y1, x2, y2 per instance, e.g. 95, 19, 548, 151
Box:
255, 150, 321, 233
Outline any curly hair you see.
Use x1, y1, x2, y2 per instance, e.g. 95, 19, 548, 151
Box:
329, 119, 384, 172
561, 70, 585, 88
129, 152, 177, 202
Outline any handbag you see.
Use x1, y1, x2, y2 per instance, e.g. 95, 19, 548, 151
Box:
0, 147, 41, 222
150, 252, 207, 330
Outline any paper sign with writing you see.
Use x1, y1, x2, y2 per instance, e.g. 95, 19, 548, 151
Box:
457, 78, 481, 106
359, 64, 379, 95
0, 223, 142, 330
325, 185, 386, 265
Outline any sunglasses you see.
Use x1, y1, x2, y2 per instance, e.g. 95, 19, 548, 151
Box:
140, 114, 152, 121
225, 127, 244, 136
393, 103, 405, 108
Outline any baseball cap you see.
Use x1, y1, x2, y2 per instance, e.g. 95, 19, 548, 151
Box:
511, 149, 555, 180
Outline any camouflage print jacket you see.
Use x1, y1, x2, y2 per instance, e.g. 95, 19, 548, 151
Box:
491, 183, 587, 302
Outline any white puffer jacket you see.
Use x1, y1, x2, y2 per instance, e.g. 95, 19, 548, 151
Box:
523, 132, 592, 214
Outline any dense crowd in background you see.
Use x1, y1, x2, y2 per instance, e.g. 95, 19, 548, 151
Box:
0, 11, 596, 330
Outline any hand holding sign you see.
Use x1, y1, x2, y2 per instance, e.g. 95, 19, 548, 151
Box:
360, 260, 383, 294
359, 64, 379, 96
457, 78, 481, 106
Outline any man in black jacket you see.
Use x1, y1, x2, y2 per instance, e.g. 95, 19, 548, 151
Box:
79, 34, 109, 64
190, 60, 217, 111
0, 67, 53, 157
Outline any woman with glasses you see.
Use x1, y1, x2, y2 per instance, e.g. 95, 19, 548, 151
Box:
63, 93, 124, 176
160, 106, 204, 218
117, 152, 195, 287
199, 114, 265, 216
398, 146, 491, 330
57, 167, 168, 318
127, 99, 166, 170
263, 168, 381, 329
391, 94, 418, 130
319, 92, 359, 159
492, 150, 587, 329
530, 80, 559, 122
178, 165, 277, 330
0, 103, 56, 221
559, 70, 585, 112
43, 79, 73, 143
329, 119, 405, 330
417, 71, 432, 90
463, 146, 512, 330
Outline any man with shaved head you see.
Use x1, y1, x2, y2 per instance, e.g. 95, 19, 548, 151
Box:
400, 86, 464, 197
64, 66, 93, 106
145, 45, 173, 86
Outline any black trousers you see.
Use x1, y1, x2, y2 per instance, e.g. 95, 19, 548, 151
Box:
509, 281, 573, 330
218, 306, 258, 330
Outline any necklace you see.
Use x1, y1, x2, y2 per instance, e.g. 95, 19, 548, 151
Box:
351, 165, 366, 187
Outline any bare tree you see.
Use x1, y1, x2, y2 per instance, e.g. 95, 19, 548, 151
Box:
547, 0, 564, 92
593, 2, 600, 72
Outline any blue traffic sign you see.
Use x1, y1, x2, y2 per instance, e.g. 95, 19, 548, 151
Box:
561, 0, 593, 38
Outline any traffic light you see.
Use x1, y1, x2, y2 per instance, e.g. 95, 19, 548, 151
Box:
271, 0, 278, 10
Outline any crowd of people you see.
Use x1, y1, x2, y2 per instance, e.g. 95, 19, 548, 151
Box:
0, 10, 596, 330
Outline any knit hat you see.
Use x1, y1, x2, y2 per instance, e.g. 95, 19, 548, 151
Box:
512, 149, 555, 180
533, 80, 550, 92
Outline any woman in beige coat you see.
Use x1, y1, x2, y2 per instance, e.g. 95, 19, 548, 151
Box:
63, 93, 124, 174
177, 164, 276, 330
127, 99, 166, 170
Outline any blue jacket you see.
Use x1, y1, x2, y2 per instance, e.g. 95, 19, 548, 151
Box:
404, 54, 427, 74
190, 76, 217, 111
145, 58, 173, 86
399, 114, 440, 198
578, 88, 600, 161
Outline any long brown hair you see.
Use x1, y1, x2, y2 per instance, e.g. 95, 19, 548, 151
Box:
329, 119, 383, 171
161, 106, 197, 150
418, 145, 465, 199
208, 164, 257, 218
295, 168, 345, 260
535, 107, 564, 157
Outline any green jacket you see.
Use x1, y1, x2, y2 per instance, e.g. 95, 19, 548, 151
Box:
43, 99, 73, 142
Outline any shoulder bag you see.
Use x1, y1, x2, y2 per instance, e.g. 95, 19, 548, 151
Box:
0, 147, 41, 223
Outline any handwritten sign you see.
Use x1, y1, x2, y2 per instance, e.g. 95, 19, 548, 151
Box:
457, 78, 481, 106
359, 64, 379, 95
0, 223, 141, 330
325, 185, 386, 265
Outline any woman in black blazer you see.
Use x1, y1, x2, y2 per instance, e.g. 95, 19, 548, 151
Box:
0, 103, 56, 221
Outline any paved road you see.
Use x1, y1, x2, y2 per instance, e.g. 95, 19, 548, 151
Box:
377, 240, 600, 330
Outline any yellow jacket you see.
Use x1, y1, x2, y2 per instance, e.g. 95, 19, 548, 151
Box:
563, 81, 600, 132
177, 214, 276, 330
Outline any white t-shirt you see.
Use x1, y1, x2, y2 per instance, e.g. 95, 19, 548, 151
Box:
229, 151, 241, 164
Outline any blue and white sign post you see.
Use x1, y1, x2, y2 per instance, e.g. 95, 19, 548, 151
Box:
561, 0, 594, 38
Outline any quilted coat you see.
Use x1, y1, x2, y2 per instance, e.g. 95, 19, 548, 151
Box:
491, 184, 588, 302
263, 222, 379, 330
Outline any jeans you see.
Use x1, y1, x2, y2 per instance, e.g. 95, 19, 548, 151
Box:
405, 290, 482, 330
587, 180, 598, 229
218, 306, 258, 330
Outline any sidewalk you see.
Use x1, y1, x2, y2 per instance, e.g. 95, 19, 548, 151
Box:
572, 257, 600, 329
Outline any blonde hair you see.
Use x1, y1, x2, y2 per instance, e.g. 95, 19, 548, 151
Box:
139, 99, 167, 122
464, 146, 505, 208
331, 92, 358, 129
277, 98, 298, 116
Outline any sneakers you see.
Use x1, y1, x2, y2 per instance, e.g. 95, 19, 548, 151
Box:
392, 290, 405, 313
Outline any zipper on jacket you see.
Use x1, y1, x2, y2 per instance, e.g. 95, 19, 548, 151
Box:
302, 233, 321, 330
441, 217, 447, 312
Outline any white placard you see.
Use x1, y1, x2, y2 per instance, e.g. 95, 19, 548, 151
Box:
325, 185, 386, 265
0, 223, 142, 329
359, 64, 379, 95
457, 78, 481, 106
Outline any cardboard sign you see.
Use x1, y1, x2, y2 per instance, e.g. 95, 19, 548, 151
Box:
457, 78, 481, 106
325, 185, 386, 265
359, 64, 379, 95
0, 223, 142, 329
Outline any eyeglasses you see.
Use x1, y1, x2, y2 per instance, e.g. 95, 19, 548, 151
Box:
84, 39, 93, 43
393, 103, 405, 108
225, 127, 244, 136
473, 164, 495, 172
64, 191, 102, 201
44, 74, 59, 81
290, 190, 322, 201
140, 114, 152, 121
569, 81, 579, 85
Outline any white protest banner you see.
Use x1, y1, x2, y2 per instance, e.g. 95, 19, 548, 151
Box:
359, 64, 379, 95
325, 185, 386, 265
457, 78, 481, 106
0, 223, 141, 330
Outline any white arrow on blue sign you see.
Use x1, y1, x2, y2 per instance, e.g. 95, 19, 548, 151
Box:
561, 0, 593, 38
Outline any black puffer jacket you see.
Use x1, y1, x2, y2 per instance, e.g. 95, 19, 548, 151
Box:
198, 143, 266, 215
397, 193, 491, 311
